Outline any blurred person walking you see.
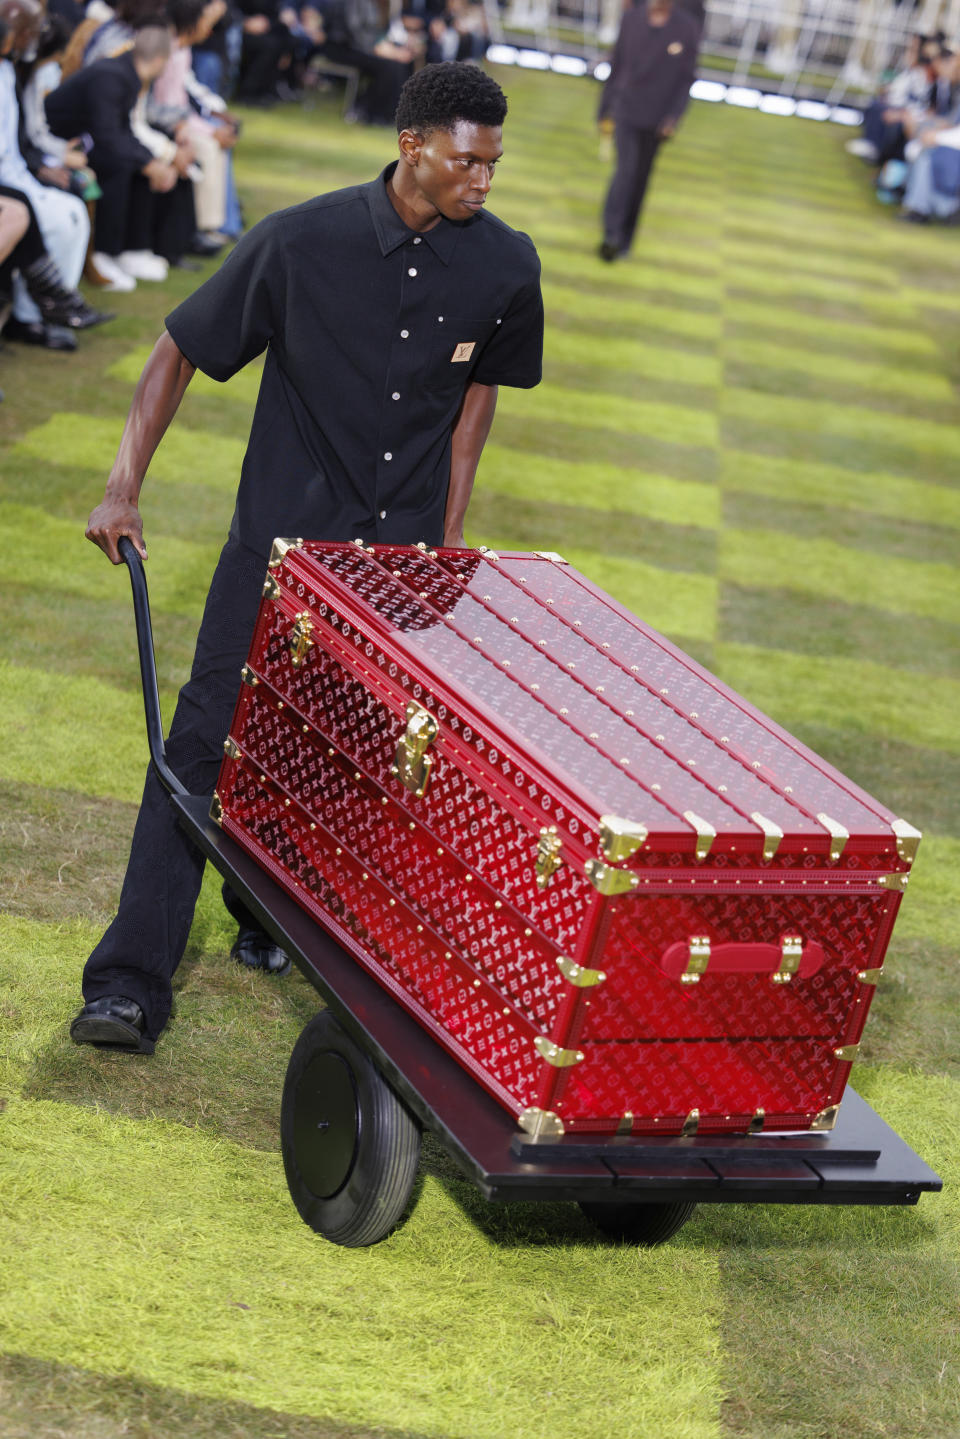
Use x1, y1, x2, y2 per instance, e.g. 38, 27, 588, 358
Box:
597, 0, 697, 261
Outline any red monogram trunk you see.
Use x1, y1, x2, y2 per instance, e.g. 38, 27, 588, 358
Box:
214, 541, 919, 1140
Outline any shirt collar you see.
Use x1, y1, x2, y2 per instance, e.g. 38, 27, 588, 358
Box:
365, 162, 465, 266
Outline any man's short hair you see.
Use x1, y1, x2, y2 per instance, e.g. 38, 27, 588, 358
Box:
395, 62, 507, 135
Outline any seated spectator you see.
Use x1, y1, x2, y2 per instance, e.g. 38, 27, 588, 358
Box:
20, 13, 102, 207
151, 0, 242, 244
191, 1, 244, 96
847, 33, 930, 164
0, 0, 93, 349
0, 181, 108, 343
235, 0, 297, 103
314, 0, 412, 124
45, 24, 197, 288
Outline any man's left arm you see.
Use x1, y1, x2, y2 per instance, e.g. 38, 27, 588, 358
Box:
444, 380, 498, 547
444, 260, 543, 545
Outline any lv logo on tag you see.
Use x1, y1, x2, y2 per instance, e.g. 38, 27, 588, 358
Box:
451, 341, 476, 363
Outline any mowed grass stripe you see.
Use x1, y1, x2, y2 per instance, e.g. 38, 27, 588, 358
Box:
0, 503, 223, 617
499, 381, 718, 448
545, 280, 723, 339
0, 662, 172, 804
715, 643, 960, 755
546, 327, 721, 388
720, 451, 960, 525
13, 414, 247, 493
720, 529, 958, 624
722, 387, 960, 464
722, 296, 942, 360
107, 346, 265, 408
0, 1095, 724, 1439
721, 335, 958, 406
722, 492, 956, 567
479, 443, 720, 526
720, 582, 960, 682
718, 236, 898, 289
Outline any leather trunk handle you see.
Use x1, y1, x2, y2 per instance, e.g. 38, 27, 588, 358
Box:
661, 935, 826, 985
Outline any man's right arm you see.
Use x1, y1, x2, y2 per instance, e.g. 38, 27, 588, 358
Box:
86, 331, 196, 563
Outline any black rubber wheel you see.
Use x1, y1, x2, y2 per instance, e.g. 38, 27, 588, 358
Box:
281, 1010, 421, 1246
579, 1200, 697, 1246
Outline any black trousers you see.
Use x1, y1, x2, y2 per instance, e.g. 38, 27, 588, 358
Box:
93, 168, 196, 263
82, 538, 267, 1040
602, 123, 662, 254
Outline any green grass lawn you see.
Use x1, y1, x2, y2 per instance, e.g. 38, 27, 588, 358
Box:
1, 70, 958, 1439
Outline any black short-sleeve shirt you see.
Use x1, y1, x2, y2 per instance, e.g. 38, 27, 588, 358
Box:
165, 162, 543, 560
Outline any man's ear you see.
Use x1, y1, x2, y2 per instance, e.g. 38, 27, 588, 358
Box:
397, 127, 424, 167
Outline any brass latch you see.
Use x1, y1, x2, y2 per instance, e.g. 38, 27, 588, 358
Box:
287, 611, 315, 668
682, 935, 711, 984
771, 934, 803, 984
390, 702, 439, 799
584, 859, 639, 895
535, 826, 563, 890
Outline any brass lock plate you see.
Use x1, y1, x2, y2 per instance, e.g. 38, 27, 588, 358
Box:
287, 611, 314, 668
391, 702, 439, 798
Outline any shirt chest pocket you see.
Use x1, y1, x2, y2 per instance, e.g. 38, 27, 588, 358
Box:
428, 313, 499, 390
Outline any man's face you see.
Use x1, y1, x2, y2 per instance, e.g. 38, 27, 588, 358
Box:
405, 121, 503, 222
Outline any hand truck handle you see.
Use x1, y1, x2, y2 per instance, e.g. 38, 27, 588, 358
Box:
118, 536, 187, 798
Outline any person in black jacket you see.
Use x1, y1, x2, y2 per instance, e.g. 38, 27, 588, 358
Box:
44, 25, 189, 285
597, 0, 698, 260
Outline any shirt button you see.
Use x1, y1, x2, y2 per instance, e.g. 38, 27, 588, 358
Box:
408, 267, 418, 277
413, 237, 421, 244
379, 509, 387, 519
438, 315, 444, 323
392, 392, 400, 400
384, 452, 393, 461
400, 329, 409, 339
497, 319, 502, 325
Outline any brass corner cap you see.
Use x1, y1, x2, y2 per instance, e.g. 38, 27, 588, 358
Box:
811, 1104, 840, 1131
268, 536, 303, 569
517, 1107, 565, 1139
599, 813, 648, 863
891, 818, 922, 865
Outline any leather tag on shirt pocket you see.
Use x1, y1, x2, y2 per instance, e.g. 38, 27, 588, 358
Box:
451, 341, 476, 363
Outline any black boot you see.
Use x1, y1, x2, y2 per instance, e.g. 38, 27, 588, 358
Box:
22, 256, 114, 330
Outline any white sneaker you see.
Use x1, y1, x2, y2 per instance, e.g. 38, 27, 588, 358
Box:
845, 138, 878, 160
117, 250, 169, 282
92, 252, 137, 292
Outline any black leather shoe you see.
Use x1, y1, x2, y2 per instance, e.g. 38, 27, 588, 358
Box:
598, 241, 619, 262
4, 318, 77, 350
231, 925, 292, 976
70, 996, 155, 1053
67, 300, 115, 330
189, 232, 224, 257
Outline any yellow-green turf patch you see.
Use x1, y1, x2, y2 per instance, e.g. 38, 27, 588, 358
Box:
715, 643, 960, 756
499, 381, 718, 449
720, 450, 960, 528
478, 443, 720, 528
718, 236, 897, 289
0, 1094, 722, 1439
12, 414, 247, 496
719, 528, 959, 626
0, 503, 222, 616
0, 663, 167, 805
